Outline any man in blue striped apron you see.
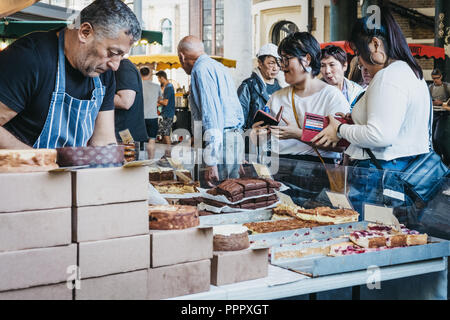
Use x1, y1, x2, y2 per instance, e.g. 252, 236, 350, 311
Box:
0, 0, 141, 149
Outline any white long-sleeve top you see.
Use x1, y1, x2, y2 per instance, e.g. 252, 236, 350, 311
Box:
343, 61, 431, 161
268, 85, 350, 158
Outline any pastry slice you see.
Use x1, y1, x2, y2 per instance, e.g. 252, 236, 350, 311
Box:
349, 230, 387, 248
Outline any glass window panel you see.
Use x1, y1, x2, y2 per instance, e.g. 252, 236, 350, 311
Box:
204, 40, 212, 55
215, 9, 224, 25
161, 19, 173, 53
216, 0, 224, 9
203, 9, 212, 25
203, 0, 212, 10
203, 25, 213, 41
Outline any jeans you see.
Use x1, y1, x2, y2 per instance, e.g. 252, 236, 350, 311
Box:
217, 129, 245, 181
348, 156, 419, 225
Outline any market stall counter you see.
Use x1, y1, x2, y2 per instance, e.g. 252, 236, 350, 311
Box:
0, 146, 449, 300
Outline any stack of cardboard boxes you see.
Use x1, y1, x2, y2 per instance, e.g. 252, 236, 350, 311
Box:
0, 166, 269, 300
72, 167, 150, 300
0, 172, 75, 300
148, 226, 213, 299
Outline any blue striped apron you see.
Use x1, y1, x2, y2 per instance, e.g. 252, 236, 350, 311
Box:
33, 29, 105, 149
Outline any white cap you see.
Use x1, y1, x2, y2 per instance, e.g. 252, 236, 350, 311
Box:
257, 43, 280, 60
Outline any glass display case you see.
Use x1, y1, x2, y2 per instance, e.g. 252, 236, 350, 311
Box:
149, 144, 450, 240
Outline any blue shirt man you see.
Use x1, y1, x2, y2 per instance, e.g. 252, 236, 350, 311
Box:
178, 36, 244, 185
161, 83, 175, 118
156, 70, 176, 155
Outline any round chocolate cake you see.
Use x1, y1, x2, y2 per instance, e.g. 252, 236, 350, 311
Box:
149, 205, 200, 230
56, 145, 125, 168
213, 225, 250, 252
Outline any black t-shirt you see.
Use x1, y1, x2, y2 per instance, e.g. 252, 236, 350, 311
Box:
0, 30, 115, 146
266, 81, 281, 96
114, 59, 148, 142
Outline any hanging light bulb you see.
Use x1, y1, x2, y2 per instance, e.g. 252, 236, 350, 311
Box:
0, 41, 8, 50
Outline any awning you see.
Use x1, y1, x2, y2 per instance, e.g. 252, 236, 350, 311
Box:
408, 44, 445, 60
0, 20, 163, 48
129, 54, 237, 70
137, 30, 163, 46
0, 0, 40, 19
321, 41, 446, 60
0, 20, 69, 39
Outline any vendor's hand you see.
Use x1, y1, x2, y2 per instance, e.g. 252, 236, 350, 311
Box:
204, 165, 220, 188
311, 115, 341, 148
239, 164, 246, 177
443, 103, 450, 112
270, 117, 302, 140
250, 121, 270, 145
433, 100, 443, 106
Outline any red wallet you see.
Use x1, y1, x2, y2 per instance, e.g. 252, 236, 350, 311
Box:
301, 113, 352, 147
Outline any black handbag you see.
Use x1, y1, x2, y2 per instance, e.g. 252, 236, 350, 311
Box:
365, 100, 449, 206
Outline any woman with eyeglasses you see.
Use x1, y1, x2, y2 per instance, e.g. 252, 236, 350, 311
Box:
320, 45, 364, 107
312, 8, 432, 223
252, 32, 350, 164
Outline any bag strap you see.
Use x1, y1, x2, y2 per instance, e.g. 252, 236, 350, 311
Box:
291, 88, 302, 129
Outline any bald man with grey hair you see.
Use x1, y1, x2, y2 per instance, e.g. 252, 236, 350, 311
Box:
177, 36, 245, 186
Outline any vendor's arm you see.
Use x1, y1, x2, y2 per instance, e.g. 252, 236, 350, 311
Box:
88, 110, 117, 146
0, 103, 31, 149
114, 89, 136, 110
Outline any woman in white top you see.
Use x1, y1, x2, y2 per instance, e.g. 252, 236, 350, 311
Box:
312, 8, 431, 222
254, 32, 350, 164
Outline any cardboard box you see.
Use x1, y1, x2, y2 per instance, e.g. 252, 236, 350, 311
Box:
148, 260, 211, 300
73, 201, 149, 242
0, 283, 72, 300
78, 235, 150, 278
0, 172, 71, 213
211, 248, 269, 286
0, 244, 77, 292
150, 227, 213, 268
72, 167, 148, 207
74, 270, 148, 300
0, 208, 71, 253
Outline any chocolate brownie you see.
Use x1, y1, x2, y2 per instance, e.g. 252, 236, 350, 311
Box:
217, 180, 244, 197
203, 199, 228, 208
255, 196, 269, 203
240, 202, 257, 209
228, 194, 244, 203
178, 198, 203, 206
236, 179, 267, 191
244, 189, 266, 198
262, 178, 282, 189
255, 201, 268, 209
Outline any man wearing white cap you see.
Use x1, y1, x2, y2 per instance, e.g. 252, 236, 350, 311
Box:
238, 43, 282, 129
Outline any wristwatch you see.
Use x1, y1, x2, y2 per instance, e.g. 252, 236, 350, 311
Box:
337, 124, 344, 139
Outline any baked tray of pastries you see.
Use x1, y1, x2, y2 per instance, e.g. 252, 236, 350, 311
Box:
269, 222, 449, 278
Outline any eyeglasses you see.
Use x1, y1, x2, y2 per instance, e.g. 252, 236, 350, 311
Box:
280, 55, 297, 68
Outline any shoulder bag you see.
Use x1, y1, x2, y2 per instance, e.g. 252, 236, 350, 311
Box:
365, 100, 449, 206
